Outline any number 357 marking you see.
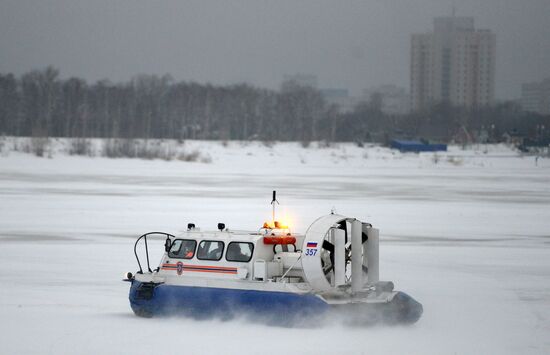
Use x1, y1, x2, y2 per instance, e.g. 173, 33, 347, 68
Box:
305, 248, 317, 256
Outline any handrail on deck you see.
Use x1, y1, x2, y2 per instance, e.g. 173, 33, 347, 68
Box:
134, 232, 176, 274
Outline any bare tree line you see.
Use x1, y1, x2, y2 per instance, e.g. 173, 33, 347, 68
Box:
1, 67, 548, 145
0, 67, 333, 142
337, 100, 549, 144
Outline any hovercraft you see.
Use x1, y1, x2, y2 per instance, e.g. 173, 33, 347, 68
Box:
124, 192, 423, 325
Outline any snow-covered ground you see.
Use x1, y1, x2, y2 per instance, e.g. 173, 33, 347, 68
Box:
1, 139, 549, 354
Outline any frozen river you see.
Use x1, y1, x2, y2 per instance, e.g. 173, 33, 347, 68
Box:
1, 141, 549, 354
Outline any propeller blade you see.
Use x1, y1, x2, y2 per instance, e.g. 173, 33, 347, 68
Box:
322, 240, 334, 253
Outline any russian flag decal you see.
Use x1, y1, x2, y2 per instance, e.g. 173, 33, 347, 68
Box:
306, 241, 318, 248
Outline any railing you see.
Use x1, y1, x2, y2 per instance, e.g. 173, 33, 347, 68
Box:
134, 232, 176, 274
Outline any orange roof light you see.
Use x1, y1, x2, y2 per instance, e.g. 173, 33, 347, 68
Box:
274, 221, 288, 229
262, 221, 289, 229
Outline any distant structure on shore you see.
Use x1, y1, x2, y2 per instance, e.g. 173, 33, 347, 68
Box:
410, 16, 496, 111
521, 78, 550, 115
282, 73, 318, 88
362, 85, 410, 115
320, 88, 359, 114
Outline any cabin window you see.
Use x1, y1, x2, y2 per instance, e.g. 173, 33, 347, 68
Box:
226, 242, 254, 262
168, 239, 197, 259
197, 240, 224, 261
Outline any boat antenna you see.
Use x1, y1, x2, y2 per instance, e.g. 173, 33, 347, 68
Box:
271, 190, 279, 223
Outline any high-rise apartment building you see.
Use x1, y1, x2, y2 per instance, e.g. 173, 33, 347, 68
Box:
521, 78, 550, 115
411, 16, 496, 111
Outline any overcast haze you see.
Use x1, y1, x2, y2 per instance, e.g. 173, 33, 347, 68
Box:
1, 0, 549, 99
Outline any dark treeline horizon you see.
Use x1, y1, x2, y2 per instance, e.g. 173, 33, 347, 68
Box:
0, 67, 549, 144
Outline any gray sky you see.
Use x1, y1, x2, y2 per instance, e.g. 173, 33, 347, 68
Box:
1, 0, 549, 99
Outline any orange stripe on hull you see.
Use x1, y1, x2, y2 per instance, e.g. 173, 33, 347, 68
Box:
162, 264, 237, 271
161, 265, 237, 274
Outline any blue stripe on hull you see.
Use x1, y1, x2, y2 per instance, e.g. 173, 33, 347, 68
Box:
128, 281, 423, 325
129, 281, 329, 321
